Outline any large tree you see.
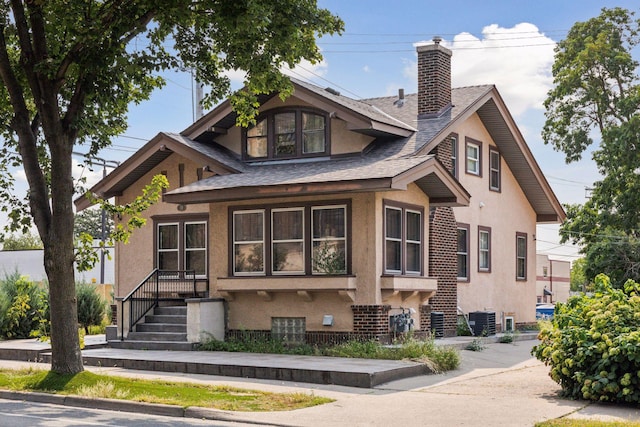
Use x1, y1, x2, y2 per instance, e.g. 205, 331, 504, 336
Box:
0, 1, 342, 374
543, 7, 640, 286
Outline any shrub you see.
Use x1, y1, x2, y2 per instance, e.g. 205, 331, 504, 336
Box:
198, 335, 460, 373
532, 274, 640, 403
0, 272, 49, 339
76, 282, 106, 334
465, 337, 486, 352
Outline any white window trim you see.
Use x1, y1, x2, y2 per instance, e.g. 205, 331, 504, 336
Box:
271, 207, 305, 276
457, 224, 470, 281
516, 233, 527, 280
233, 209, 266, 276
312, 205, 348, 275
384, 206, 403, 275
157, 222, 179, 271
405, 208, 422, 275
184, 221, 208, 279
478, 228, 490, 272
466, 142, 480, 176
489, 148, 501, 191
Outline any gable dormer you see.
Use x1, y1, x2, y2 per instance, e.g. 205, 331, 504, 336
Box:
242, 107, 330, 161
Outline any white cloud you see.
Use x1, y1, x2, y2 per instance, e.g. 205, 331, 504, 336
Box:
222, 57, 329, 86
16, 158, 105, 192
406, 23, 556, 117
363, 65, 371, 73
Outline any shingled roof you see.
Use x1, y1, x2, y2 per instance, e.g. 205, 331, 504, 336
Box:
78, 78, 563, 222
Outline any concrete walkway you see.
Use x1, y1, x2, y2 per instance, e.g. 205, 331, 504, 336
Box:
0, 336, 639, 426
0, 333, 535, 388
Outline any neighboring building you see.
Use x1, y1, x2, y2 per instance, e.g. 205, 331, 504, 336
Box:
536, 254, 571, 304
0, 247, 114, 285
79, 39, 564, 344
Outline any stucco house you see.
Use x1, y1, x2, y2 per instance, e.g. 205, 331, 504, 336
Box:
80, 39, 564, 347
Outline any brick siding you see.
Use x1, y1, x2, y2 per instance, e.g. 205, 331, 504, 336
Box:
417, 42, 452, 118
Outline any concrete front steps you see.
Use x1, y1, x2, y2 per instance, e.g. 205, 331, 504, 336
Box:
109, 305, 196, 351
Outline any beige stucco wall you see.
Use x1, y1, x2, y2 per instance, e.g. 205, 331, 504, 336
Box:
536, 254, 571, 303
453, 113, 538, 325
207, 184, 432, 332
114, 153, 209, 297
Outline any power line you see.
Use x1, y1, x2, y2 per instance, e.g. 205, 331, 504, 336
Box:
291, 65, 364, 99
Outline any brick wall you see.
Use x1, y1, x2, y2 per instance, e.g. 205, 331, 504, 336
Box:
352, 304, 391, 336
417, 40, 452, 118
419, 304, 432, 331
428, 134, 458, 336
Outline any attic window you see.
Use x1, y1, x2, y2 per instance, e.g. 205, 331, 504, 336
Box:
244, 108, 329, 160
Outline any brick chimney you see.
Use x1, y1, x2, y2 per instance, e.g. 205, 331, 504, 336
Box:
417, 37, 452, 118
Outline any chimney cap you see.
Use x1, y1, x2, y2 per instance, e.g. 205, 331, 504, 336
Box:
433, 36, 443, 45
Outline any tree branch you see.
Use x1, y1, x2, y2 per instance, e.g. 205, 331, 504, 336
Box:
0, 23, 51, 237
61, 8, 157, 133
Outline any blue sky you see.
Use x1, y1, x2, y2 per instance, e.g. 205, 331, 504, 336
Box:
12, 1, 640, 261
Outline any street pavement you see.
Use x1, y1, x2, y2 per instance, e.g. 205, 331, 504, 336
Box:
0, 339, 639, 426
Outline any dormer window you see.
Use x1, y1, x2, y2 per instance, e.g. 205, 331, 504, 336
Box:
244, 109, 329, 160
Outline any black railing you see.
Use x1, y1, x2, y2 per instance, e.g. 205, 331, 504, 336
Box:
121, 269, 197, 335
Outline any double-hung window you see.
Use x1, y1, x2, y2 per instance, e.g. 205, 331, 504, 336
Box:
478, 226, 491, 272
451, 134, 458, 178
465, 138, 482, 176
156, 218, 208, 277
232, 203, 348, 276
384, 202, 423, 275
457, 223, 470, 281
233, 210, 265, 275
489, 148, 501, 191
516, 232, 527, 280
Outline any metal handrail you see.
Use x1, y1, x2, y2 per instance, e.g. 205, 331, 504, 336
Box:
120, 269, 197, 338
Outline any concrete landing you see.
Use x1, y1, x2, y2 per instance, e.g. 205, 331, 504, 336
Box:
49, 348, 430, 388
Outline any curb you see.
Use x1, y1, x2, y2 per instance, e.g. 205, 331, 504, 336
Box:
0, 389, 294, 426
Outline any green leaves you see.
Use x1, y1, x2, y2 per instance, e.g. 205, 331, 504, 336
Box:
532, 274, 640, 403
76, 174, 169, 271
547, 8, 640, 285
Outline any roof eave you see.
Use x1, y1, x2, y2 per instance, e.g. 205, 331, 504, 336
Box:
74, 133, 239, 211
163, 178, 395, 204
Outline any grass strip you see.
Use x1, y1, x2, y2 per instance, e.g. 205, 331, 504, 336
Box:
0, 368, 332, 412
536, 420, 640, 427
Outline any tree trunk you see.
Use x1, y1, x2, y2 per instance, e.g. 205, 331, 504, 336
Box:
41, 133, 84, 375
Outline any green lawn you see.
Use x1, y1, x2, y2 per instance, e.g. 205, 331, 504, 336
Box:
0, 368, 333, 412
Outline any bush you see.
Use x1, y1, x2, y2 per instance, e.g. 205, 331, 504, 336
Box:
198, 335, 460, 373
0, 272, 49, 339
76, 282, 106, 334
532, 274, 640, 403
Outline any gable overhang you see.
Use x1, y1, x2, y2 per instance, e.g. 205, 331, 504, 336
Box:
391, 157, 470, 207
74, 132, 239, 211
181, 81, 415, 142
417, 86, 565, 223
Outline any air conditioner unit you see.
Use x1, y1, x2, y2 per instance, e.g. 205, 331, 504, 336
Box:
468, 311, 496, 336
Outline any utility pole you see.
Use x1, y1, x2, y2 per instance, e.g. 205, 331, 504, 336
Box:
73, 152, 120, 284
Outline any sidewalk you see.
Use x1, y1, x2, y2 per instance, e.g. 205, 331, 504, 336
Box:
0, 336, 639, 426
